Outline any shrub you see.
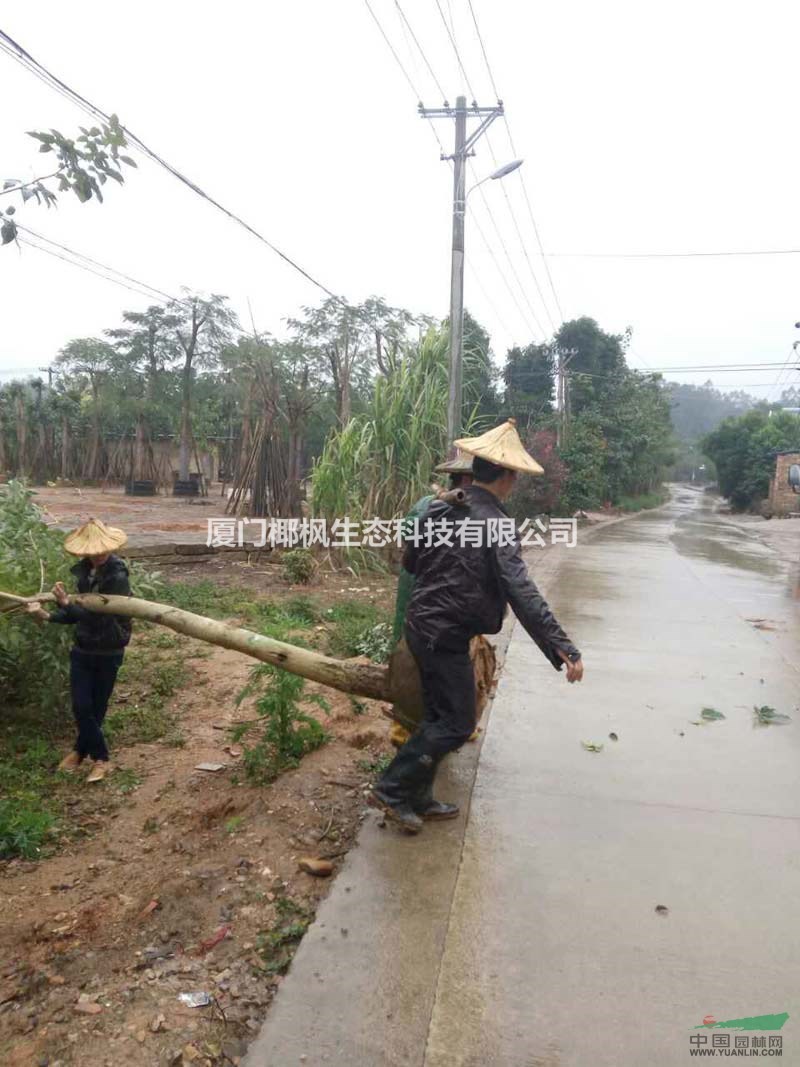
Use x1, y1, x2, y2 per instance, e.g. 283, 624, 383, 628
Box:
233, 663, 329, 783
0, 797, 55, 859
353, 621, 394, 663
0, 480, 74, 712
281, 549, 316, 585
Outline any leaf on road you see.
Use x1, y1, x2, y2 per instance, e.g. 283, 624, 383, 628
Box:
581, 741, 604, 753
700, 707, 726, 721
754, 705, 791, 726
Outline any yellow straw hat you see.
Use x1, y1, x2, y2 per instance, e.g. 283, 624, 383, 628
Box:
454, 418, 544, 475
63, 518, 128, 557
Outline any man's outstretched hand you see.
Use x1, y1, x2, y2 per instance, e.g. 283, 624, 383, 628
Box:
558, 650, 584, 683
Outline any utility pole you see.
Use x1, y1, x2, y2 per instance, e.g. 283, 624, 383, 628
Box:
420, 97, 504, 443
38, 364, 55, 388
555, 347, 577, 447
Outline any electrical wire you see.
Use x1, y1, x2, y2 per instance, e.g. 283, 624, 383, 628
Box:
469, 211, 540, 339
365, 2, 540, 342
460, 0, 565, 323
16, 223, 181, 305
17, 235, 175, 304
393, 0, 448, 103
0, 28, 349, 307
544, 248, 800, 258
466, 0, 500, 98
426, 3, 558, 331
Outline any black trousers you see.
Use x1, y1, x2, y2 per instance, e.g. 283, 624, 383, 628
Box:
70, 649, 124, 762
377, 626, 476, 802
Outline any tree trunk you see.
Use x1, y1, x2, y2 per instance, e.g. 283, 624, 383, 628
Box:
61, 415, 70, 480
179, 363, 192, 481
134, 413, 147, 481
14, 593, 391, 703
15, 394, 27, 478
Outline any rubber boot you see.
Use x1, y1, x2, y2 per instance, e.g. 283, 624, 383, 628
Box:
370, 743, 441, 834
410, 754, 459, 820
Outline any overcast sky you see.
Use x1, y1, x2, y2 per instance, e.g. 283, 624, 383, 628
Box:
2, 0, 799, 400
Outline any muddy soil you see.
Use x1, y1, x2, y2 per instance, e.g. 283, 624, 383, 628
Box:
0, 570, 397, 1067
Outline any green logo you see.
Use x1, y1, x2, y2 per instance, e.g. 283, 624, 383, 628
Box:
694, 1013, 789, 1031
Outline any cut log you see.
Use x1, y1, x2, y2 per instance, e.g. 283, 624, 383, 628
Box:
1, 591, 391, 704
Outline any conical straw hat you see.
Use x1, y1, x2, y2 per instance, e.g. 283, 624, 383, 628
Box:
454, 418, 544, 475
63, 518, 128, 557
434, 450, 474, 475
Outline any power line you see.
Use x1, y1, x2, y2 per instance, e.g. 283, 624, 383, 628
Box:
364, 0, 423, 103
366, 0, 447, 156
470, 182, 546, 338
432, 0, 473, 91
469, 211, 540, 339
457, 2, 565, 324
0, 27, 347, 306
364, 4, 541, 342
393, 1, 448, 103
426, 3, 558, 331
18, 234, 175, 304
466, 0, 500, 98
16, 223, 181, 305
544, 248, 800, 258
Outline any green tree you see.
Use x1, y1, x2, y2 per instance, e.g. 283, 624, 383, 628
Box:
2, 116, 136, 245
106, 305, 180, 480
166, 293, 238, 482
556, 317, 627, 416
503, 342, 555, 430
55, 338, 116, 480
702, 409, 800, 510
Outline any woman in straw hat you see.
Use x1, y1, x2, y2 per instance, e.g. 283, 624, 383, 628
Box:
30, 519, 132, 782
370, 419, 584, 833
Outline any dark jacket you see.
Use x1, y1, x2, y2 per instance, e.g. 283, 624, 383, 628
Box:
403, 485, 580, 669
49, 555, 132, 654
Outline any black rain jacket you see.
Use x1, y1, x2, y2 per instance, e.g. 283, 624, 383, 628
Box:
403, 485, 580, 669
49, 555, 133, 653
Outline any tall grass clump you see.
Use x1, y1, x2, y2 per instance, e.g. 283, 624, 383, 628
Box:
311, 327, 482, 523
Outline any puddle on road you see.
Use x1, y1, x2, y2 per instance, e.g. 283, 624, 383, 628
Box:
669, 499, 780, 578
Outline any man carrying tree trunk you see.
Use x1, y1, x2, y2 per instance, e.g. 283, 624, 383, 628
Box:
370, 419, 584, 834
388, 451, 475, 749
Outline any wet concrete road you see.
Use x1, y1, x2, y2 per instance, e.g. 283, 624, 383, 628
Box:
245, 489, 800, 1066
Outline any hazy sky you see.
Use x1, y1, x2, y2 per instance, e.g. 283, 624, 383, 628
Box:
2, 0, 799, 400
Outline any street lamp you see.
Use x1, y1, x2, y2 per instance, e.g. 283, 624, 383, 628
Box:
465, 158, 525, 201
447, 156, 525, 444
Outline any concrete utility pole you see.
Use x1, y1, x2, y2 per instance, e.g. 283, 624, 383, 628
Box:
555, 347, 578, 447
420, 97, 505, 443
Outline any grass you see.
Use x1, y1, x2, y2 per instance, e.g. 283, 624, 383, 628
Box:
357, 753, 393, 776
256, 896, 313, 975
324, 601, 391, 659
106, 654, 189, 746
617, 489, 669, 512
0, 718, 65, 858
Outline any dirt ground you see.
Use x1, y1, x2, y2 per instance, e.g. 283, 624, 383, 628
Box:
0, 555, 399, 1067
1, 486, 618, 1066
30, 485, 220, 546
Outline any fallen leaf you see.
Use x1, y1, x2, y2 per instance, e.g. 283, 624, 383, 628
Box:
700, 707, 726, 722
580, 741, 604, 753
754, 705, 791, 726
